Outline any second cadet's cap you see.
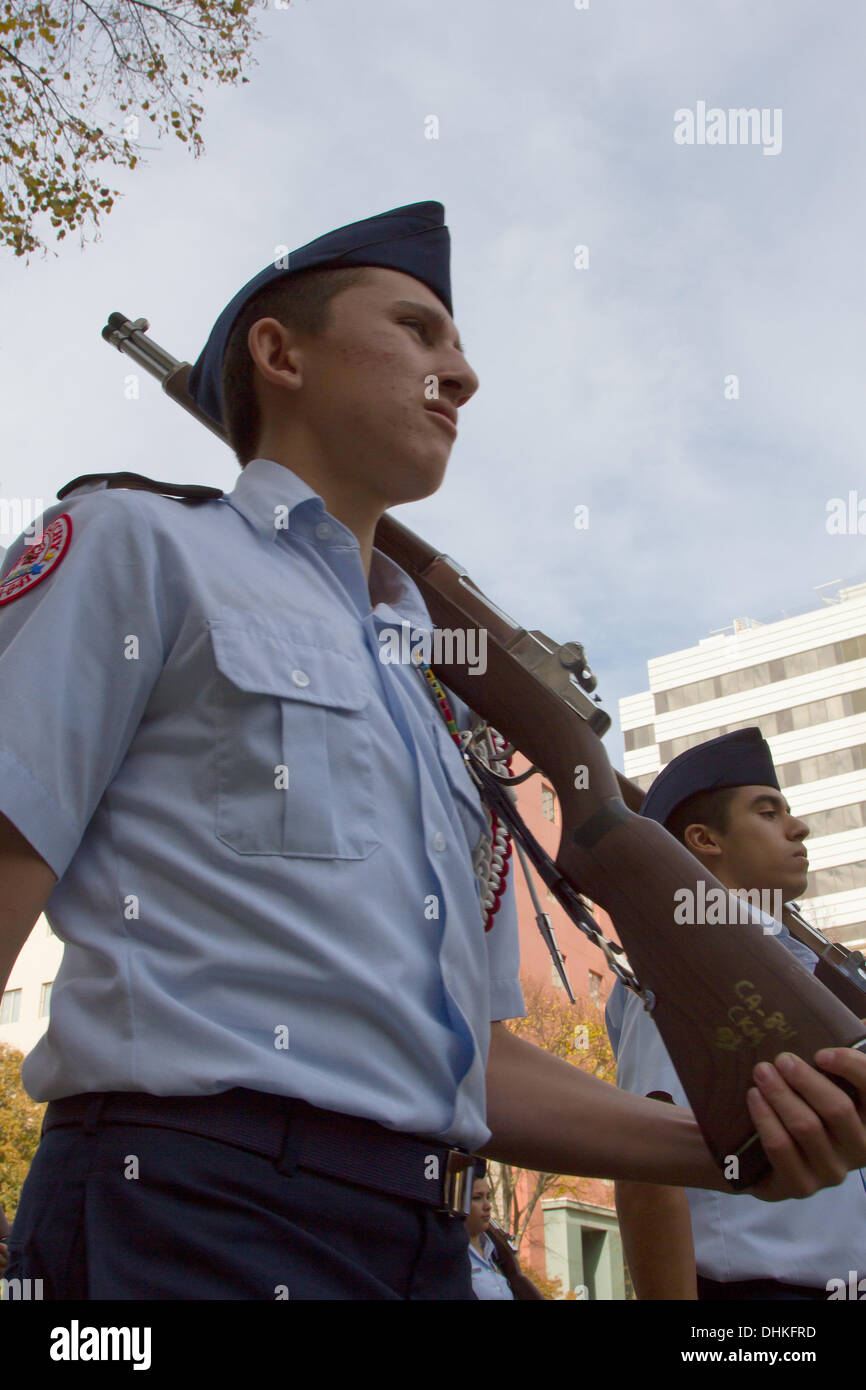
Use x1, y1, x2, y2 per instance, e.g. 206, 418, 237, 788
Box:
639, 727, 780, 828
187, 200, 452, 432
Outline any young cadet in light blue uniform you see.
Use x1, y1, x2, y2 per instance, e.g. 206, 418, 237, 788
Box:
606, 729, 866, 1301
4, 206, 866, 1300
2, 459, 522, 1138
1, 203, 526, 1299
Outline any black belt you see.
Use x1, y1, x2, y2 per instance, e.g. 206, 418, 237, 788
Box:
42, 1088, 476, 1216
697, 1273, 829, 1300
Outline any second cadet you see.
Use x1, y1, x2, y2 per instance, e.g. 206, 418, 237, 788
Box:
607, 728, 866, 1300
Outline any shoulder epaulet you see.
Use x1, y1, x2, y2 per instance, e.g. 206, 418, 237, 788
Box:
56, 471, 225, 504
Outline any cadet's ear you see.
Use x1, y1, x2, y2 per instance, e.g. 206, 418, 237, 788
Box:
247, 320, 305, 442
683, 823, 722, 858
247, 319, 304, 391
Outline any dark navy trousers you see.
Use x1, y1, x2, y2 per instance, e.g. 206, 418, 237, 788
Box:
6, 1121, 476, 1299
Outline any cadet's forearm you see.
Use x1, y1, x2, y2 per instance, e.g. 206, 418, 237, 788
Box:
614, 1180, 697, 1299
481, 1023, 729, 1191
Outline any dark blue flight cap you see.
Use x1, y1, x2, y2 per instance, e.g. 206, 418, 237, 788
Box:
187, 200, 452, 431
640, 727, 780, 828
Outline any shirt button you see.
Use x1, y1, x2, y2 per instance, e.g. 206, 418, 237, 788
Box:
432, 831, 447, 853
291, 669, 310, 688
315, 522, 332, 540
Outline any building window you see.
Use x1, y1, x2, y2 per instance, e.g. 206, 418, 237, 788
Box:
803, 860, 866, 897
623, 723, 655, 752
653, 636, 866, 716
552, 958, 568, 990
802, 801, 866, 838
657, 693, 866, 767
39, 981, 53, 1018
826, 921, 866, 948
778, 744, 866, 789
541, 784, 556, 822
0, 989, 22, 1024
588, 970, 602, 1002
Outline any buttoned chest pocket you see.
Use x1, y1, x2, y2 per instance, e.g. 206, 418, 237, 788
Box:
423, 703, 491, 865
208, 622, 379, 858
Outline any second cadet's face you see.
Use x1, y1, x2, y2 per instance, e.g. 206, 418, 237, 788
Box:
466, 1178, 492, 1237
291, 267, 479, 507
710, 785, 810, 898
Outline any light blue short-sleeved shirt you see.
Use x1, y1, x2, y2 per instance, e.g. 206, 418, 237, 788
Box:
605, 925, 866, 1286
468, 1231, 516, 1300
0, 458, 524, 1149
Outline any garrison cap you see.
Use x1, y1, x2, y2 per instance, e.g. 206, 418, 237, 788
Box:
640, 727, 780, 828
187, 200, 453, 431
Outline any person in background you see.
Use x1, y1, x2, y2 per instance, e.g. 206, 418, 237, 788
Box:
467, 1164, 545, 1300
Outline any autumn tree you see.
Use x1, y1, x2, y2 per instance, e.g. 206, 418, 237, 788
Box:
485, 977, 616, 1278
0, 0, 263, 257
0, 1041, 45, 1225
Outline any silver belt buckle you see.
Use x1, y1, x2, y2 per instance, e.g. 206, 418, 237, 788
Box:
440, 1149, 474, 1216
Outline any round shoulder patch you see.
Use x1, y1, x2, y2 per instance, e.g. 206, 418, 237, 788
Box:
0, 514, 73, 607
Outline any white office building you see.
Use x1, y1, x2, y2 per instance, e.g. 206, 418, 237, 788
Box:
0, 914, 63, 1059
620, 581, 866, 950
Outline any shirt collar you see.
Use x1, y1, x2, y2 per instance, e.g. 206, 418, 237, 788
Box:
469, 1231, 498, 1266
224, 457, 325, 540
225, 457, 432, 630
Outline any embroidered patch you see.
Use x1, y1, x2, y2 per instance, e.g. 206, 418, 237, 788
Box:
0, 514, 73, 606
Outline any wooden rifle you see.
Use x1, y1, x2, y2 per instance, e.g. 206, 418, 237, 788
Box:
99, 312, 866, 1190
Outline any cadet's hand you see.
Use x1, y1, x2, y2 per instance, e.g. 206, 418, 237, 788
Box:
744, 1047, 866, 1202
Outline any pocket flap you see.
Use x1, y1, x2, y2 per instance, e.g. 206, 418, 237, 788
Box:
208, 621, 369, 711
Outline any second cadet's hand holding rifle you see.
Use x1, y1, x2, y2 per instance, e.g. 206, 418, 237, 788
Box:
481, 1022, 866, 1203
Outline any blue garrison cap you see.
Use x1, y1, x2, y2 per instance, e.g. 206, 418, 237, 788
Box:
187, 200, 452, 430
640, 727, 780, 828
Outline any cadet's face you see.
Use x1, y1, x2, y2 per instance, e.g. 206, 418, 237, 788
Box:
294, 267, 479, 506
713, 785, 810, 898
466, 1178, 492, 1236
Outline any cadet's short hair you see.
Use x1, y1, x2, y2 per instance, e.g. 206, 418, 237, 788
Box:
665, 786, 738, 847
221, 265, 371, 467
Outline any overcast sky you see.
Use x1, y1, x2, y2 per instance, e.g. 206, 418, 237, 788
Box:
2, 0, 865, 760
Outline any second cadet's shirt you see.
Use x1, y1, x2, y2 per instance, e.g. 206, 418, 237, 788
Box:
606, 925, 866, 1287
468, 1232, 516, 1300
0, 458, 525, 1150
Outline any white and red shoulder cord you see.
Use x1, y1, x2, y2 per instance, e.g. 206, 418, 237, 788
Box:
415, 657, 512, 931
